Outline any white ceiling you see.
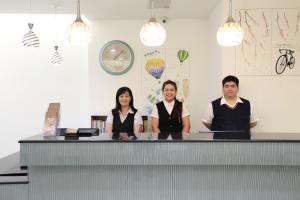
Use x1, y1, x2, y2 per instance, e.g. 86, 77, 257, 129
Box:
0, 0, 221, 20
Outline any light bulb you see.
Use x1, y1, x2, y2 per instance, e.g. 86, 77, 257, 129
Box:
217, 21, 244, 46
140, 18, 166, 47
66, 20, 91, 45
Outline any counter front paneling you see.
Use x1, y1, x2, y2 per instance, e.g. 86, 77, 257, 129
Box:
18, 132, 300, 200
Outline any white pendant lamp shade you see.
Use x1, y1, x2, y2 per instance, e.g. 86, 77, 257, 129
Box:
51, 46, 63, 66
22, 23, 40, 48
22, 0, 40, 48
50, 5, 63, 65
140, 17, 166, 47
217, 20, 244, 46
66, 0, 91, 45
217, 0, 244, 46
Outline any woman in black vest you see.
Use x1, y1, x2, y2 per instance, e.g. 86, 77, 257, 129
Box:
151, 80, 190, 139
106, 87, 143, 140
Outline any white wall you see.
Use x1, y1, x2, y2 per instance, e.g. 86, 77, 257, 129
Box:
88, 19, 209, 133
0, 16, 210, 159
0, 14, 89, 158
213, 0, 300, 132
1, 0, 300, 159
208, 1, 224, 101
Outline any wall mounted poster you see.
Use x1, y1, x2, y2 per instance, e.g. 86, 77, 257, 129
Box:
236, 9, 300, 76
141, 48, 191, 115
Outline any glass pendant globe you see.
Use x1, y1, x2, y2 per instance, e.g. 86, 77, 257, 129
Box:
66, 0, 91, 45
217, 21, 244, 46
140, 18, 166, 47
66, 20, 91, 45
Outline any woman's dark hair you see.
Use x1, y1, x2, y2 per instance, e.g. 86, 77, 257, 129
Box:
222, 75, 239, 87
162, 80, 182, 122
162, 80, 177, 91
113, 87, 137, 112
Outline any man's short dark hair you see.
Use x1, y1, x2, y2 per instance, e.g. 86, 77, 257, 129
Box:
222, 75, 239, 87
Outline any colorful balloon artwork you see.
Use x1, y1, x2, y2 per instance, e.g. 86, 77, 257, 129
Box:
145, 58, 166, 79
177, 49, 189, 65
147, 94, 158, 104
143, 105, 153, 115
155, 88, 161, 95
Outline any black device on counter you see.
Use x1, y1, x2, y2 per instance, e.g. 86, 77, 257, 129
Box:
56, 128, 99, 137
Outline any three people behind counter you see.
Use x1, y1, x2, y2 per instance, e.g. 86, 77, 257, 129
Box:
106, 75, 258, 140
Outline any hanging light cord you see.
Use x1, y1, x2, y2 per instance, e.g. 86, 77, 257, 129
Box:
54, 5, 58, 45
76, 0, 82, 21
226, 0, 235, 22
151, 0, 154, 18
149, 0, 157, 22
228, 0, 232, 18
28, 0, 32, 22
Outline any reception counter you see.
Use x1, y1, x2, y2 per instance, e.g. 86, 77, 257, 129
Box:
9, 133, 300, 199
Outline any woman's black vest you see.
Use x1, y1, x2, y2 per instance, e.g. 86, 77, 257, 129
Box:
112, 109, 136, 139
157, 100, 183, 139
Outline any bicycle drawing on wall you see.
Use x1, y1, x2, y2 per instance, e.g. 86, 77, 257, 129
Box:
275, 49, 296, 75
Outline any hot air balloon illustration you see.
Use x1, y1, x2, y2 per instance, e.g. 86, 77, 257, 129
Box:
145, 58, 166, 79
177, 49, 189, 65
143, 105, 153, 115
155, 88, 161, 95
147, 94, 158, 104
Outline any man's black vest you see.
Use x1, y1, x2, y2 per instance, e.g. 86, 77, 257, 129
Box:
157, 100, 183, 139
211, 97, 250, 139
112, 109, 136, 139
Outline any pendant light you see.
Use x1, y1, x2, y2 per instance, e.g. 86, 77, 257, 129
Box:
22, 0, 40, 48
217, 0, 244, 46
66, 0, 91, 45
51, 46, 63, 65
140, 0, 166, 47
51, 5, 63, 66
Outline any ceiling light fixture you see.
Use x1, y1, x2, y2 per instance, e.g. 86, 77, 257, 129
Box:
51, 5, 63, 66
51, 46, 63, 66
140, 0, 166, 47
216, 0, 244, 46
22, 0, 40, 48
66, 0, 91, 45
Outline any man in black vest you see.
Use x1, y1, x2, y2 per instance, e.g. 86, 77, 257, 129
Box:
202, 75, 258, 139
